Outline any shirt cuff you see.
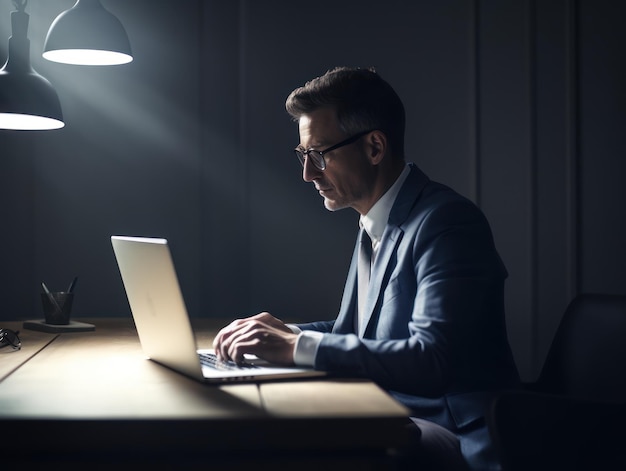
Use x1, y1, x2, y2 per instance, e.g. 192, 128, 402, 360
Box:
286, 324, 302, 334
293, 330, 324, 366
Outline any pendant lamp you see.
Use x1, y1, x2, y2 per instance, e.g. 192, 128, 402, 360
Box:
43, 0, 132, 66
0, 0, 64, 131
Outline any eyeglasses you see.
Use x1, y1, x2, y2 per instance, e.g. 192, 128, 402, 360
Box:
0, 328, 21, 351
295, 129, 374, 171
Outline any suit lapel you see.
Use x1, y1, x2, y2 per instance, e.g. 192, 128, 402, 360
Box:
358, 225, 403, 337
333, 164, 430, 337
358, 164, 430, 338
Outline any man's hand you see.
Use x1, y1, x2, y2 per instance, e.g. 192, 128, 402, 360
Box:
212, 312, 298, 365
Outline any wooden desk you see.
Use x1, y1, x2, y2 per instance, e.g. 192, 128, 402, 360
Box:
0, 318, 410, 469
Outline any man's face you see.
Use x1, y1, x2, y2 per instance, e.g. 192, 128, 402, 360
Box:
298, 107, 375, 214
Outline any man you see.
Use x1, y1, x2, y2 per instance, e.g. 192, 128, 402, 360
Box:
213, 67, 520, 470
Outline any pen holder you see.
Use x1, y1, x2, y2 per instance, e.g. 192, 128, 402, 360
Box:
41, 292, 74, 325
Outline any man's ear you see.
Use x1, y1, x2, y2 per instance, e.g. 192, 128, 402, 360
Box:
366, 130, 388, 165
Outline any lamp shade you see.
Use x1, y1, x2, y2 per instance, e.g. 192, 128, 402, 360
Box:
0, 69, 64, 131
43, 0, 132, 66
0, 8, 64, 130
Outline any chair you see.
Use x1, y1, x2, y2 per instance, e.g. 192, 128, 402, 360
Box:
487, 293, 626, 471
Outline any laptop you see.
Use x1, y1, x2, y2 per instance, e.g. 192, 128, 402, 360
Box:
111, 235, 326, 383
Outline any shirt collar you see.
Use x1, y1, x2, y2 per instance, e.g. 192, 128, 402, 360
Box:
359, 164, 410, 248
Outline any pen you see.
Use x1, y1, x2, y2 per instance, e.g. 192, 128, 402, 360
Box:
41, 281, 51, 295
67, 276, 78, 293
42, 281, 64, 315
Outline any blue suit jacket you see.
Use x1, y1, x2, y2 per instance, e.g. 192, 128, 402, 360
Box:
296, 163, 520, 470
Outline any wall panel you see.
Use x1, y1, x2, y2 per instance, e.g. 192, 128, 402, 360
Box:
200, 1, 248, 318
578, 0, 626, 296
534, 0, 576, 376
478, 0, 534, 377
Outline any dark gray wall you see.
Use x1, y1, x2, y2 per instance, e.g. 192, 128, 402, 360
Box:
1, 0, 624, 381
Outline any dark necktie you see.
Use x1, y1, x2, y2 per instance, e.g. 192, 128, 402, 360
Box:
357, 229, 372, 332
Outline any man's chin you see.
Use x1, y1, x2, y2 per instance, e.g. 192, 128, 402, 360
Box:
323, 199, 347, 212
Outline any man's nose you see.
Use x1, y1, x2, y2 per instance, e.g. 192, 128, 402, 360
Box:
302, 155, 322, 182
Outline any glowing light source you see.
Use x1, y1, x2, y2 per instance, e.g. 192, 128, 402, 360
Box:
43, 0, 133, 66
0, 0, 64, 131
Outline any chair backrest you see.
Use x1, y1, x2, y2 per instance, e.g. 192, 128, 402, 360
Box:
536, 293, 626, 403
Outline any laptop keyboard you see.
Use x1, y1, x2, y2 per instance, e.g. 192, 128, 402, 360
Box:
199, 352, 259, 371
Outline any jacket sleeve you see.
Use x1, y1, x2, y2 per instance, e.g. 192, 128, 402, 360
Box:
294, 320, 335, 333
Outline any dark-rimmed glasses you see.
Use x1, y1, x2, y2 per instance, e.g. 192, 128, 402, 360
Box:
0, 328, 21, 351
295, 129, 374, 171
